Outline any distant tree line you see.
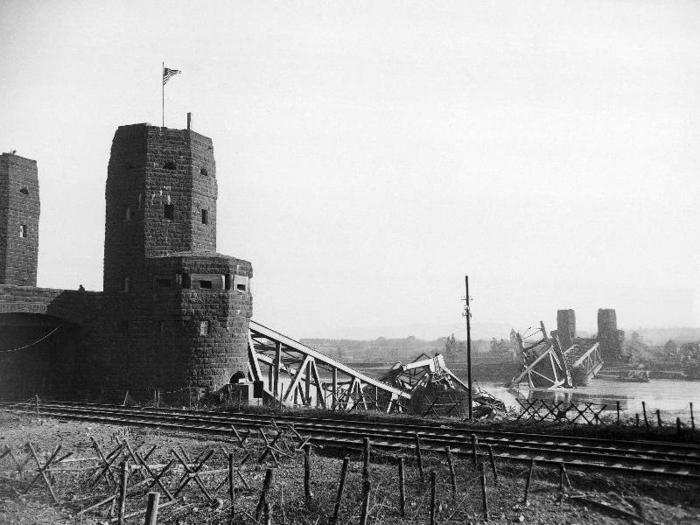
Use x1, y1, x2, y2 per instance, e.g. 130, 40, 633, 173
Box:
301, 334, 517, 364
624, 331, 700, 365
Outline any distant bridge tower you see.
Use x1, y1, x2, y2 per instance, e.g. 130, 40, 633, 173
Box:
597, 308, 624, 362
0, 152, 39, 286
556, 309, 576, 349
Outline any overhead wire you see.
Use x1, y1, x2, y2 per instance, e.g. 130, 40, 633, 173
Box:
0, 326, 62, 353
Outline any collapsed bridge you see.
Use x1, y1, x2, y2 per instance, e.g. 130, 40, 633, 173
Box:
243, 321, 493, 415
509, 308, 620, 390
247, 320, 409, 412
0, 294, 480, 415
1, 125, 480, 416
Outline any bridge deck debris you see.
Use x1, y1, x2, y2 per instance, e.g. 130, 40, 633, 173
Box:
244, 322, 497, 416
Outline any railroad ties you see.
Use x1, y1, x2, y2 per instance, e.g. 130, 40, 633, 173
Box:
2, 401, 699, 481
1, 407, 692, 522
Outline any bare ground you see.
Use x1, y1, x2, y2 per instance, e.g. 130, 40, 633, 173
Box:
0, 410, 698, 524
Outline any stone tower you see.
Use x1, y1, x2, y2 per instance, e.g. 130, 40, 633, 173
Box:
104, 124, 217, 292
597, 308, 624, 362
0, 152, 40, 286
102, 123, 253, 399
556, 309, 576, 349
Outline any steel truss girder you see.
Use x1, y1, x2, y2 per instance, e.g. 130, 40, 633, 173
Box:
247, 320, 408, 413
571, 342, 602, 372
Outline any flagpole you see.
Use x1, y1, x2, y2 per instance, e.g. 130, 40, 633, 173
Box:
161, 61, 165, 127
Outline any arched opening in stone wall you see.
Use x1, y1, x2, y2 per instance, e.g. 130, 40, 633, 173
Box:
230, 371, 246, 384
0, 313, 83, 400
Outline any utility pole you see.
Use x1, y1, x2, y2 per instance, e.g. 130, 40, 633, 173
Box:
162, 61, 165, 127
463, 275, 473, 420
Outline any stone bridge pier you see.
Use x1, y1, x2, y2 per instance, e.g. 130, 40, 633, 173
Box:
0, 286, 106, 399
1, 123, 254, 403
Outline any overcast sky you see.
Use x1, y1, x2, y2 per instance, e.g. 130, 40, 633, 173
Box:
1, 1, 699, 339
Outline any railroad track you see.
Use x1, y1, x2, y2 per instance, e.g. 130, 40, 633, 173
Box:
2, 401, 699, 480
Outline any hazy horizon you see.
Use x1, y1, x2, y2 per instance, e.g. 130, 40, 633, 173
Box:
298, 320, 700, 343
2, 1, 699, 341
302, 320, 511, 341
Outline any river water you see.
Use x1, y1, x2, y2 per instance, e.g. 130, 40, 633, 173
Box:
355, 364, 700, 421
478, 379, 700, 420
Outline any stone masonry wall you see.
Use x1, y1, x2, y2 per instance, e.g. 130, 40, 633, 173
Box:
0, 153, 39, 286
187, 131, 217, 253
141, 126, 190, 260
0, 159, 6, 275
104, 125, 148, 293
1, 123, 252, 403
104, 125, 217, 292
0, 276, 253, 402
0, 287, 109, 400
141, 255, 253, 398
0, 314, 88, 400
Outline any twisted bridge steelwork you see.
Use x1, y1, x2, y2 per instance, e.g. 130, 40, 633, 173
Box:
510, 322, 604, 389
247, 321, 411, 412
510, 322, 572, 389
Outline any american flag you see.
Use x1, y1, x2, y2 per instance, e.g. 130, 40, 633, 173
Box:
162, 66, 181, 85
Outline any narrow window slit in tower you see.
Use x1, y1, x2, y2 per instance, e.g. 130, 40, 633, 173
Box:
164, 204, 174, 220
156, 278, 172, 289
233, 274, 248, 292
19, 187, 28, 195
19, 225, 27, 238
201, 209, 208, 224
200, 167, 208, 176
163, 161, 176, 170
